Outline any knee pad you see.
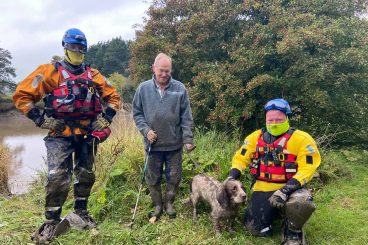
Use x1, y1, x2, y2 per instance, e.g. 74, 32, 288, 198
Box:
74, 167, 95, 185
46, 169, 71, 208
46, 169, 71, 193
285, 188, 316, 231
74, 167, 95, 198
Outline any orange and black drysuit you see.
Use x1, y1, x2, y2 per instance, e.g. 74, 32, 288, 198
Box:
13, 61, 121, 220
229, 128, 321, 236
13, 62, 120, 136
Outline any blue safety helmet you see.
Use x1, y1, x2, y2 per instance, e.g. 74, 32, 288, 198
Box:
62, 28, 87, 48
264, 98, 292, 116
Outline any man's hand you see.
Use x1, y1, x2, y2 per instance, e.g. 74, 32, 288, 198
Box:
40, 118, 65, 134
269, 179, 301, 208
147, 129, 157, 144
92, 115, 110, 131
185, 144, 195, 152
269, 189, 288, 209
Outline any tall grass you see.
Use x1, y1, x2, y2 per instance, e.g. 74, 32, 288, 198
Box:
0, 143, 10, 195
93, 111, 142, 185
87, 111, 145, 220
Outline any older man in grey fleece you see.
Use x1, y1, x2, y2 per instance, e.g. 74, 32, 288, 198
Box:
132, 53, 194, 220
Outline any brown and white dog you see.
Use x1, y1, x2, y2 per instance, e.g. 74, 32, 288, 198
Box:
190, 174, 247, 234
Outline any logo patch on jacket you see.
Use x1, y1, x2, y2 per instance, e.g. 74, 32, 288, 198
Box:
306, 155, 313, 164
240, 148, 247, 156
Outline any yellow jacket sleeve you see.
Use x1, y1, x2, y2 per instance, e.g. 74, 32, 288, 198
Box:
287, 130, 321, 186
231, 130, 261, 172
91, 68, 121, 111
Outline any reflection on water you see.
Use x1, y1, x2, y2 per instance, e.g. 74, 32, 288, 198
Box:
0, 116, 47, 195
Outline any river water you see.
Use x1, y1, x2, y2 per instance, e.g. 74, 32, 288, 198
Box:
0, 113, 47, 195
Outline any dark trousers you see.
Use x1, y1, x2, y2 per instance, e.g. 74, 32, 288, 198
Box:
244, 191, 280, 236
44, 136, 96, 220
245, 188, 315, 236
144, 148, 183, 186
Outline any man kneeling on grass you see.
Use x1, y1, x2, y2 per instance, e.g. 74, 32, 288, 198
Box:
228, 98, 321, 245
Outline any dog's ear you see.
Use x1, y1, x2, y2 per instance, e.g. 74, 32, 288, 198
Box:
217, 188, 229, 208
225, 180, 237, 195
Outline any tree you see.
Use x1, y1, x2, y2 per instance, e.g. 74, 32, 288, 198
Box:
130, 0, 368, 144
0, 48, 16, 95
85, 37, 131, 77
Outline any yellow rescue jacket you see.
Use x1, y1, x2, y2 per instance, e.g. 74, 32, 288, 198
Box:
13, 63, 121, 137
231, 129, 321, 192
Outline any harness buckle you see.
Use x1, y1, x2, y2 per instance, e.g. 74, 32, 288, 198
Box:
272, 150, 281, 166
278, 153, 285, 161
265, 172, 271, 179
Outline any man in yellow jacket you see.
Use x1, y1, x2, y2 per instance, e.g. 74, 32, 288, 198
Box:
229, 98, 320, 245
13, 28, 121, 243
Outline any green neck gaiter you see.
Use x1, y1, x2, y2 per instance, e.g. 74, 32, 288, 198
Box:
266, 118, 290, 136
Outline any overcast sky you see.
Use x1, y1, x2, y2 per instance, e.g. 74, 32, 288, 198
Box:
0, 0, 152, 80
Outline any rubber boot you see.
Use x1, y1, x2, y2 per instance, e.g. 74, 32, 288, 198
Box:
66, 209, 97, 229
31, 218, 69, 243
165, 183, 178, 219
282, 221, 305, 245
148, 185, 163, 219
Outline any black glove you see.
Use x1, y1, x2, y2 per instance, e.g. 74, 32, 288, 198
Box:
26, 108, 44, 127
103, 107, 117, 124
268, 189, 288, 209
229, 168, 241, 180
269, 178, 301, 209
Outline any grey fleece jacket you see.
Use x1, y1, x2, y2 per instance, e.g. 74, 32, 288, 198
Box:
132, 77, 194, 151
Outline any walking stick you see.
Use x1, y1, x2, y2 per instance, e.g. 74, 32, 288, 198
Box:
186, 145, 199, 169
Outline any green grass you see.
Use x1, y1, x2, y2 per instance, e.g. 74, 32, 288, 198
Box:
0, 116, 367, 244
306, 161, 368, 245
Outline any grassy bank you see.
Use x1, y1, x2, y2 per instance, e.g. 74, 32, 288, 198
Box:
0, 114, 367, 244
0, 144, 10, 195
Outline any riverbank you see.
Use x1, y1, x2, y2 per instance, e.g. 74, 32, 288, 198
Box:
0, 96, 15, 113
